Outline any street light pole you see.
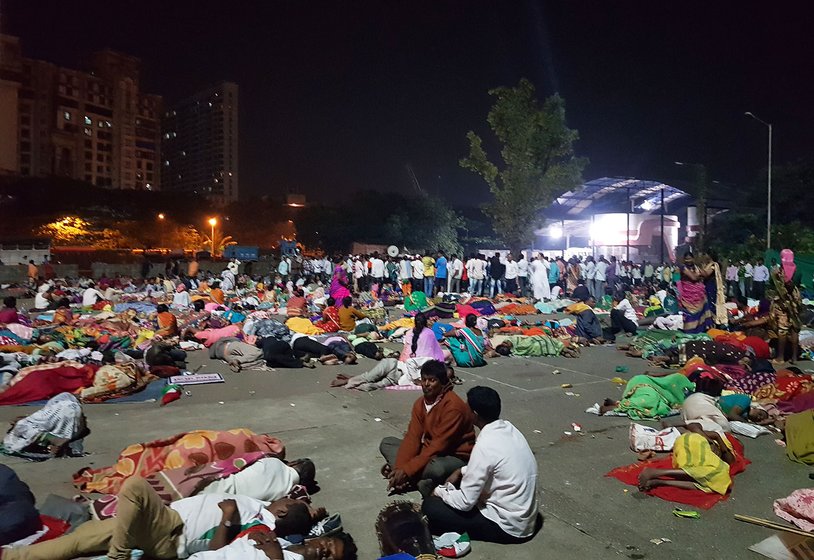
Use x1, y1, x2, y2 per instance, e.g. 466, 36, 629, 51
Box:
745, 112, 772, 249
208, 218, 217, 258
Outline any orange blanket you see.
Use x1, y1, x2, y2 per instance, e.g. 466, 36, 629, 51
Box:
605, 434, 749, 509
73, 428, 285, 494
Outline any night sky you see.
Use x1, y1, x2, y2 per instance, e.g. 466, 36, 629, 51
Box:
4, 1, 813, 203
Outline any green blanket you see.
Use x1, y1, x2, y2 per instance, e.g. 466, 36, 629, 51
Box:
786, 411, 814, 465
615, 373, 695, 420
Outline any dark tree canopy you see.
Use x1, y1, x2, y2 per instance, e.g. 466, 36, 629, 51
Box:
461, 79, 586, 253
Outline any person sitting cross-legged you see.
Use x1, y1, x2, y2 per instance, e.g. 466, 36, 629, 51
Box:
422, 386, 540, 543
379, 360, 476, 497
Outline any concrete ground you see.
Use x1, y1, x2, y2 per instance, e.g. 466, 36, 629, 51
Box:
1, 324, 811, 559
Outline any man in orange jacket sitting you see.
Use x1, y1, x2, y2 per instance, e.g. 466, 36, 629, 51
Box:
379, 360, 476, 497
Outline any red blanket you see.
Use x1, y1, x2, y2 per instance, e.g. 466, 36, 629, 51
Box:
0, 363, 97, 405
605, 434, 750, 509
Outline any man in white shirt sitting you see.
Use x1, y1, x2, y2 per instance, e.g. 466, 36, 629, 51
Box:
82, 282, 105, 306
608, 291, 639, 342
423, 386, 539, 543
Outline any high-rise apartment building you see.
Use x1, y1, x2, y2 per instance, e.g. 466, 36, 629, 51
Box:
0, 34, 161, 190
161, 82, 239, 204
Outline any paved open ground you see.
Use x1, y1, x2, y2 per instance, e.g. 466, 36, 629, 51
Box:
1, 323, 811, 559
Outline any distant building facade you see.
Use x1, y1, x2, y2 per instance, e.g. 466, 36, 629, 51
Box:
0, 34, 161, 190
161, 82, 239, 204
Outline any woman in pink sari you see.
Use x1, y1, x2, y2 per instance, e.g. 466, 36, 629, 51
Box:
329, 259, 352, 307
399, 312, 447, 363
677, 253, 713, 333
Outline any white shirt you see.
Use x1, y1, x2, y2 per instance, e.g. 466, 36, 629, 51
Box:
585, 261, 596, 280
411, 259, 424, 279
753, 265, 770, 282
189, 537, 302, 560
433, 419, 538, 538
681, 392, 730, 435
172, 291, 191, 308
169, 493, 276, 556
614, 298, 638, 325
450, 258, 464, 279
277, 260, 289, 276
202, 458, 299, 502
517, 259, 529, 278
227, 260, 240, 275
371, 258, 385, 278
744, 263, 754, 278
399, 259, 412, 280
594, 261, 608, 282
82, 288, 104, 306
504, 261, 518, 280
651, 314, 683, 331
469, 259, 486, 280
34, 291, 50, 310
354, 260, 365, 279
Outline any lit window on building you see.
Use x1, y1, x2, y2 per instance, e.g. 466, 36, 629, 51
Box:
84, 116, 92, 125
105, 121, 112, 128
164, 160, 170, 166
145, 183, 152, 190
84, 127, 92, 136
63, 111, 71, 121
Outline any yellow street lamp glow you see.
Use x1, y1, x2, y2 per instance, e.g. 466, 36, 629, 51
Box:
208, 217, 217, 226
157, 213, 165, 220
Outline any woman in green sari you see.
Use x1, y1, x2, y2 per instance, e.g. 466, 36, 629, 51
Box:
404, 290, 428, 312
599, 373, 695, 420
444, 314, 489, 367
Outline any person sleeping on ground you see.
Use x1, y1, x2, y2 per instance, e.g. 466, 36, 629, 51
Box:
423, 386, 539, 544
599, 373, 694, 419
187, 531, 358, 560
3, 392, 89, 460
492, 335, 579, 358
379, 360, 475, 498
2, 477, 314, 560
637, 422, 737, 495
73, 428, 285, 494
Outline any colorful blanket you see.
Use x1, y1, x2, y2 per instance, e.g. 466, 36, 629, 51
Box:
606, 434, 749, 509
73, 428, 285, 494
90, 451, 271, 520
0, 362, 97, 406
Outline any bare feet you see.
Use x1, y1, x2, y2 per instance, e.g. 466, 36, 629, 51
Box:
319, 354, 338, 364
598, 398, 619, 415
638, 468, 657, 491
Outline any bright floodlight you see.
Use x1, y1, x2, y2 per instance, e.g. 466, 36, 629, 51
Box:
640, 200, 655, 211
549, 225, 563, 239
157, 213, 165, 220
208, 217, 217, 226
589, 222, 602, 240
